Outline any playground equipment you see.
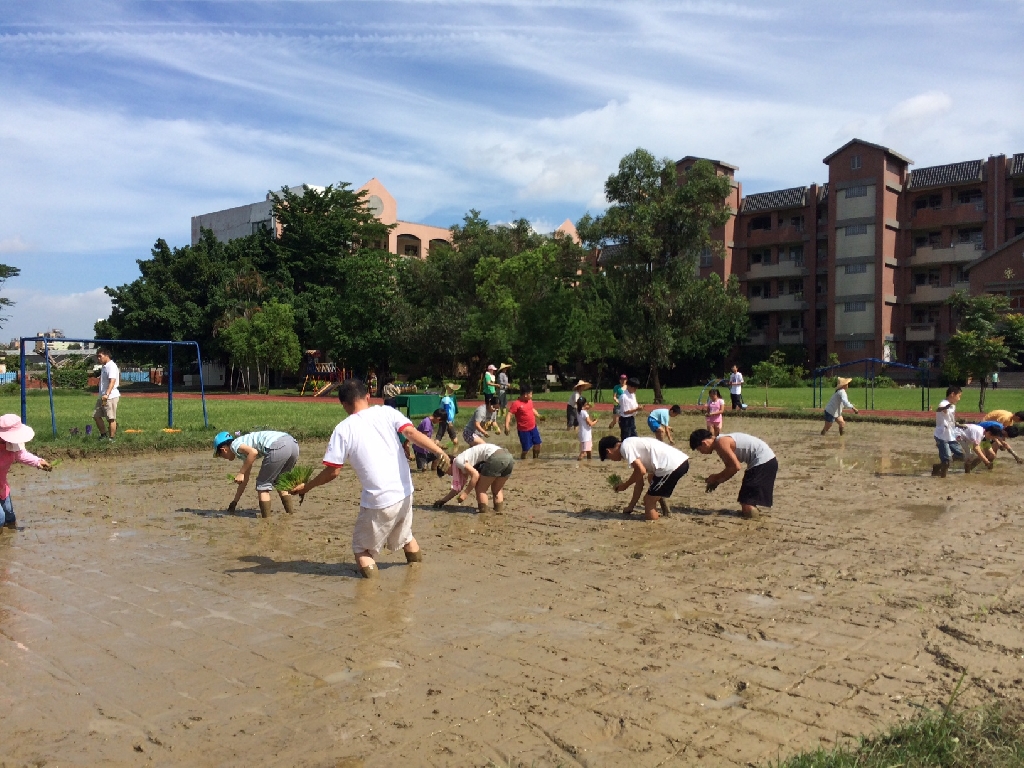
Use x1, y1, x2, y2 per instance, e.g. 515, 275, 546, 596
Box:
20, 337, 209, 436
299, 351, 346, 397
812, 358, 933, 411
696, 377, 729, 405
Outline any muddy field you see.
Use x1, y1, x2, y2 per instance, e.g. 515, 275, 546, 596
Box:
2, 417, 1023, 767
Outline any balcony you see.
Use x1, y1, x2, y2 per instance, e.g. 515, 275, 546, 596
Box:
745, 330, 768, 345
742, 224, 807, 248
909, 202, 986, 228
906, 323, 936, 342
748, 294, 809, 313
907, 282, 969, 304
909, 242, 984, 266
778, 329, 805, 345
746, 260, 808, 279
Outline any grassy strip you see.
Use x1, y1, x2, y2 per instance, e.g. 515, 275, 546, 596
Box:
768, 701, 1024, 768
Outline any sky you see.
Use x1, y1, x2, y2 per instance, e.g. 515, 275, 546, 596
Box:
1, 0, 1023, 340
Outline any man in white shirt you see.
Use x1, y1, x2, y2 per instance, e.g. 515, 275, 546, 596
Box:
93, 348, 120, 440
291, 379, 450, 578
617, 377, 641, 440
729, 365, 744, 410
598, 435, 690, 520
932, 385, 964, 478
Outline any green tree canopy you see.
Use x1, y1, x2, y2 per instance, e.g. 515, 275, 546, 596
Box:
944, 291, 1024, 411
0, 263, 21, 326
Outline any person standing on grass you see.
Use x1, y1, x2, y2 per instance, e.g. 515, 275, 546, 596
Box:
438, 384, 460, 449
598, 434, 689, 520
689, 429, 778, 519
93, 348, 120, 441
821, 377, 859, 436
483, 364, 497, 400
608, 374, 627, 430
463, 396, 500, 446
728, 365, 744, 410
577, 398, 598, 460
291, 379, 449, 579
932, 385, 964, 478
433, 442, 515, 514
382, 376, 401, 408
497, 364, 512, 421
0, 414, 53, 531
991, 370, 999, 389
705, 388, 724, 437
617, 377, 641, 440
647, 404, 682, 444
214, 429, 300, 517
506, 383, 543, 459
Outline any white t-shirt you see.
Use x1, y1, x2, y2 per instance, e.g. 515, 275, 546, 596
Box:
825, 389, 853, 417
618, 389, 639, 416
620, 437, 688, 477
729, 372, 743, 395
578, 409, 592, 443
454, 443, 501, 470
322, 406, 413, 509
568, 390, 581, 406
959, 424, 985, 446
934, 400, 957, 441
100, 360, 120, 399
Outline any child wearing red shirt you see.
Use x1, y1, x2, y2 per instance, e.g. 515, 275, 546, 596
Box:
505, 383, 543, 459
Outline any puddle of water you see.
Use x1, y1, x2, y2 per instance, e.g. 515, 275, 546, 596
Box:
905, 503, 947, 523
702, 694, 744, 709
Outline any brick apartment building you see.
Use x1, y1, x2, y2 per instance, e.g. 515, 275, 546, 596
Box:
689, 139, 1024, 369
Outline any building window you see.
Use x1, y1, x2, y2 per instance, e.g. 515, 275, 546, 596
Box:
699, 247, 713, 268
751, 216, 771, 231
845, 224, 868, 236
1013, 185, 1024, 200
844, 263, 867, 274
749, 284, 763, 299
844, 301, 866, 312
958, 227, 983, 245
885, 159, 901, 175
956, 266, 969, 284
845, 185, 868, 198
251, 220, 271, 234
850, 155, 862, 170
957, 189, 983, 205
845, 340, 866, 350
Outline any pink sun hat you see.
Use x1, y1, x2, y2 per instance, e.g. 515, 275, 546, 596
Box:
0, 414, 35, 445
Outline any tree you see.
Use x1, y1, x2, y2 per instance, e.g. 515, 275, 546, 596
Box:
221, 301, 301, 393
943, 291, 1024, 412
589, 150, 748, 401
0, 263, 20, 326
751, 350, 793, 407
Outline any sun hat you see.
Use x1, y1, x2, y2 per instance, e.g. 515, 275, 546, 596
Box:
444, 382, 461, 392
575, 380, 592, 391
486, 364, 497, 372
836, 377, 852, 389
498, 362, 512, 371
213, 431, 234, 455
0, 414, 34, 445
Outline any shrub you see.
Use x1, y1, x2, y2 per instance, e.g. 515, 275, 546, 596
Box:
52, 368, 90, 389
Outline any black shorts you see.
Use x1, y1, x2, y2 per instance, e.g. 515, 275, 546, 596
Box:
648, 460, 690, 499
619, 415, 638, 440
738, 458, 778, 508
566, 404, 578, 427
438, 421, 457, 441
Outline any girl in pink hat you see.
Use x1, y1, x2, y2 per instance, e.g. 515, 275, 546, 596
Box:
0, 414, 52, 530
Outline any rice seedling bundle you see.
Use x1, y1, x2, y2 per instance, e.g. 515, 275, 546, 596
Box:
607, 473, 622, 488
274, 465, 315, 493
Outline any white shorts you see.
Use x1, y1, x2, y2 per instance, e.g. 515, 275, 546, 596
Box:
352, 495, 414, 556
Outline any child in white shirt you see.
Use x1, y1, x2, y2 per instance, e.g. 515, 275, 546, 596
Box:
932, 386, 964, 478
576, 398, 598, 460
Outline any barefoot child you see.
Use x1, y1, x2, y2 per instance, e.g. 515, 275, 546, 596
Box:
577, 398, 598, 460
0, 415, 53, 530
433, 443, 515, 514
932, 386, 963, 478
597, 434, 690, 520
214, 429, 301, 517
705, 388, 724, 437
291, 379, 449, 579
689, 429, 778, 519
647, 405, 682, 444
506, 384, 543, 459
821, 377, 859, 436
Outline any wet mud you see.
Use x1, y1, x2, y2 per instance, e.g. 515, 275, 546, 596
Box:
1, 419, 1023, 766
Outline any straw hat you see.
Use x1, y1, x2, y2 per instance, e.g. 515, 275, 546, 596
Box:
498, 362, 512, 371
575, 380, 593, 391
836, 377, 852, 389
0, 414, 34, 445
444, 382, 461, 393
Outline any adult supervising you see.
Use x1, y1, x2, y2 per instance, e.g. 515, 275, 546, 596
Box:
93, 348, 120, 441
728, 365, 744, 410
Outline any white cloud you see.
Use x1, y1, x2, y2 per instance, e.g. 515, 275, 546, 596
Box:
2, 287, 111, 341
886, 91, 953, 129
0, 236, 33, 254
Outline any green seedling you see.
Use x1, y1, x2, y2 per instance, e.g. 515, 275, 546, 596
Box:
274, 465, 315, 493
607, 473, 622, 488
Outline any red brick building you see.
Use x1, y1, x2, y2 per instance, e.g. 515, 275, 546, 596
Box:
694, 139, 1024, 368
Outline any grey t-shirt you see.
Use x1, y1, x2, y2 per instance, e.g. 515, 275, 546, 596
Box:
721, 433, 775, 468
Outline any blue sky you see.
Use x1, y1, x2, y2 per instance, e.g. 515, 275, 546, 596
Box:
1, 0, 1022, 339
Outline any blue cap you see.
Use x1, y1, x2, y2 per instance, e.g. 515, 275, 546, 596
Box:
213, 431, 234, 455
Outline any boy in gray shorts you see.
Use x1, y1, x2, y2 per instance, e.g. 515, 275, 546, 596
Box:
215, 430, 300, 517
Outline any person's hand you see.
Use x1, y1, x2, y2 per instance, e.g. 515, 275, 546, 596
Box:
456, 493, 467, 503
227, 500, 237, 513
40, 460, 53, 472
432, 499, 446, 508
234, 473, 246, 484
101, 395, 108, 404
435, 453, 452, 473
613, 482, 627, 493
291, 483, 306, 496
705, 480, 719, 493
1016, 457, 1023, 465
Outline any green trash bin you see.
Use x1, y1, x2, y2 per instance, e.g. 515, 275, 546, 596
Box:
393, 394, 444, 419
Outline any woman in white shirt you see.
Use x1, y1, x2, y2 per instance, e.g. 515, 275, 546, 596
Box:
821, 377, 859, 436
433, 442, 515, 514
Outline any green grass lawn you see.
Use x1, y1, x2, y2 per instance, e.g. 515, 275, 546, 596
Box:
532, 385, 1024, 414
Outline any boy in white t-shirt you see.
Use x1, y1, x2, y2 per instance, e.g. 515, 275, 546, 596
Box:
728, 365, 744, 410
291, 379, 450, 579
957, 422, 1007, 473
597, 434, 690, 520
932, 385, 964, 478
617, 378, 641, 440
93, 348, 120, 440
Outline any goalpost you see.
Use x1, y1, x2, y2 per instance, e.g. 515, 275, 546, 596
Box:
19, 337, 209, 437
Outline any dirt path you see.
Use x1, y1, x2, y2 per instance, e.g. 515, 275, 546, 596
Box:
2, 418, 1022, 766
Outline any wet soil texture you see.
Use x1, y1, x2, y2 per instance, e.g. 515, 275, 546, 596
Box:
2, 419, 1023, 767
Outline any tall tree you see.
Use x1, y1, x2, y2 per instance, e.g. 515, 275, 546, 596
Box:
944, 291, 1024, 412
590, 150, 749, 401
0, 264, 21, 326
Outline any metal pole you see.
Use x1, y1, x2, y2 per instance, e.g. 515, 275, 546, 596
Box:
194, 342, 209, 427
167, 345, 174, 428
19, 338, 27, 425
44, 339, 56, 436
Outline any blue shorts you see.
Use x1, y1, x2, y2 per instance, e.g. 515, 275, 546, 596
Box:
517, 427, 542, 451
647, 416, 664, 433
935, 437, 964, 463
824, 411, 836, 423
